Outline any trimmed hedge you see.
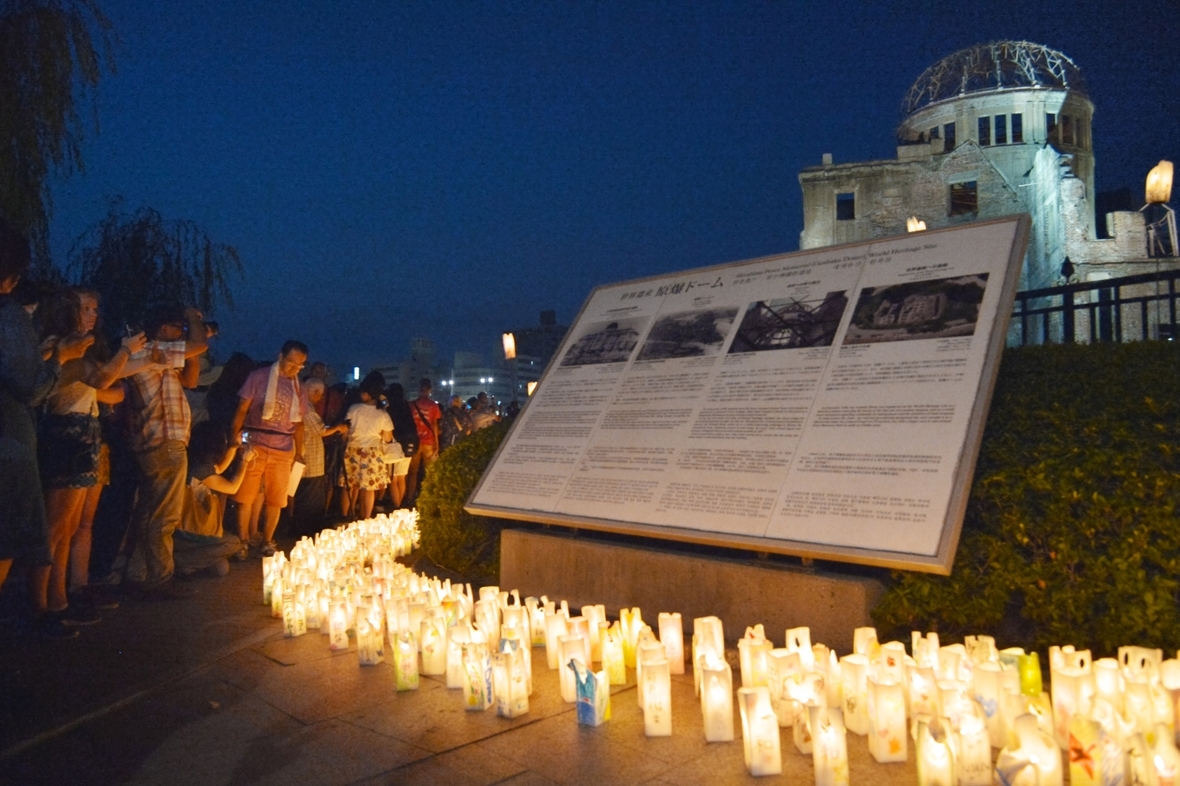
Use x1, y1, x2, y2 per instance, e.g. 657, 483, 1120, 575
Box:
873, 341, 1180, 654
414, 421, 512, 585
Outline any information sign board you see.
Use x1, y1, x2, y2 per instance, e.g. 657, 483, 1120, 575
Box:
467, 216, 1030, 573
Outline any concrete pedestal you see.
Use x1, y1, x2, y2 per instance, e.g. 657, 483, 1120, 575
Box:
500, 529, 886, 653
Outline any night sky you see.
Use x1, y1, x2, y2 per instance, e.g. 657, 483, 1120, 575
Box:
46, 1, 1180, 373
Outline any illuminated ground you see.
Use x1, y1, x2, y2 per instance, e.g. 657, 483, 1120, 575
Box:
1, 547, 931, 785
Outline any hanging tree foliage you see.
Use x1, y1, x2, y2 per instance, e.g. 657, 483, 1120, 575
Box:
69, 203, 243, 330
0, 0, 113, 271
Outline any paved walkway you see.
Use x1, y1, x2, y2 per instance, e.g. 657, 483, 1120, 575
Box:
0, 550, 928, 786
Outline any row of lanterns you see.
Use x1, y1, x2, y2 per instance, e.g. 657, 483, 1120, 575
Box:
261, 520, 1180, 784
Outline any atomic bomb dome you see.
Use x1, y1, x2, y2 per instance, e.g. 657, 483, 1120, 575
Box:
901, 41, 1088, 116
798, 41, 1164, 294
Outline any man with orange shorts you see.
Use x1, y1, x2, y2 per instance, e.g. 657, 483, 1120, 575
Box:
231, 341, 308, 557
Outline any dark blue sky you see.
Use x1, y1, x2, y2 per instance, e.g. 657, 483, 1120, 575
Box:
48, 1, 1180, 372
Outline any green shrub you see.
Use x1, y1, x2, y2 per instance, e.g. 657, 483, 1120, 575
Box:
415, 421, 512, 584
873, 341, 1180, 654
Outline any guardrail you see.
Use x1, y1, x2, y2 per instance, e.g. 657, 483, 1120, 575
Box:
1012, 269, 1180, 344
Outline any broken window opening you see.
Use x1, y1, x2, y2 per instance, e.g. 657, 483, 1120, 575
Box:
929, 126, 940, 139
949, 181, 978, 216
995, 114, 1008, 145
836, 193, 856, 221
1046, 113, 1058, 144
977, 116, 991, 146
943, 122, 956, 150
1062, 114, 1074, 145
1011, 113, 1023, 143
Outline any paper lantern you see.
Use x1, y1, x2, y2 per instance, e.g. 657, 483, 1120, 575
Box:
767, 649, 802, 727
955, 708, 993, 786
995, 713, 1063, 786
1057, 669, 1098, 750
602, 623, 626, 686
658, 613, 685, 675
1019, 652, 1043, 697
938, 644, 970, 683
965, 635, 998, 666
787, 676, 822, 753
461, 634, 493, 711
282, 590, 307, 638
692, 616, 725, 697
915, 716, 955, 786
567, 616, 592, 672
525, 597, 550, 647
492, 639, 529, 719
853, 627, 878, 657
1153, 722, 1180, 786
270, 574, 284, 618
581, 604, 606, 662
544, 611, 569, 670
642, 657, 672, 737
908, 663, 940, 719
262, 555, 276, 604
839, 654, 870, 735
355, 605, 383, 665
571, 660, 611, 726
636, 639, 666, 708
972, 661, 1005, 747
474, 599, 501, 653
317, 591, 331, 636
811, 705, 849, 786
501, 624, 532, 695
867, 676, 907, 763
912, 631, 940, 670
446, 623, 472, 689
700, 658, 735, 742
621, 607, 644, 668
786, 626, 815, 670
420, 615, 446, 675
877, 641, 908, 685
739, 635, 772, 689
328, 598, 350, 651
1094, 658, 1123, 712
825, 649, 843, 709
739, 686, 782, 776
560, 634, 589, 703
394, 629, 419, 691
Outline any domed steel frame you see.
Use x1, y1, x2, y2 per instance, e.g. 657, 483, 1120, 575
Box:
901, 41, 1088, 118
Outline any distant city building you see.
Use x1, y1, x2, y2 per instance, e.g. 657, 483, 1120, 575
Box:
798, 41, 1178, 299
371, 337, 442, 395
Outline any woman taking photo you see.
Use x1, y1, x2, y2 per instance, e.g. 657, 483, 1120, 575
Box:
35, 288, 147, 626
341, 372, 393, 520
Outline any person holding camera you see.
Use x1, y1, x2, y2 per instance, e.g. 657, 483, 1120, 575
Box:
120, 303, 208, 600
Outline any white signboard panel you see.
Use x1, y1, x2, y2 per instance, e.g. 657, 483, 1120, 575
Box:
467, 216, 1030, 573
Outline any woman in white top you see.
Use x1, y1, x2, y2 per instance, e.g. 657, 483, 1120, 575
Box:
35, 289, 147, 626
342, 372, 393, 519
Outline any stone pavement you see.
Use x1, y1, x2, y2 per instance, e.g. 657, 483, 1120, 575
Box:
0, 550, 928, 786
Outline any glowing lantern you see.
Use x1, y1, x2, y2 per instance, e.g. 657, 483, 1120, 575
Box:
328, 598, 349, 651
419, 615, 446, 675
559, 634, 589, 703
739, 634, 772, 689
700, 658, 735, 742
394, 629, 419, 691
956, 707, 993, 786
282, 590, 307, 638
544, 611, 569, 670
461, 634, 493, 711
492, 639, 529, 719
839, 654, 871, 735
620, 607, 644, 668
642, 656, 672, 737
811, 703, 849, 786
446, 622, 472, 689
915, 716, 955, 786
739, 686, 782, 776
995, 713, 1063, 786
786, 626, 815, 670
355, 605, 383, 665
602, 623, 626, 686
658, 613, 685, 675
867, 676, 907, 763
571, 660, 611, 726
1146, 160, 1174, 205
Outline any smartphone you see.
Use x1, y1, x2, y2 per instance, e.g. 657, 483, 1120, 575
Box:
240, 431, 250, 444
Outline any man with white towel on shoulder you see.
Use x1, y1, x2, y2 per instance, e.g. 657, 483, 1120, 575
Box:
231, 340, 308, 558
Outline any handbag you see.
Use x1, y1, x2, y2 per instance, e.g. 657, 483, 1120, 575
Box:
381, 440, 404, 464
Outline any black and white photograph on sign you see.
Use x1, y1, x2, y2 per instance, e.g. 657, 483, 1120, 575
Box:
559, 317, 647, 366
842, 273, 989, 346
635, 307, 739, 361
728, 291, 850, 354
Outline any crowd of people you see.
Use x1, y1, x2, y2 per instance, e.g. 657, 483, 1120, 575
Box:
0, 216, 511, 640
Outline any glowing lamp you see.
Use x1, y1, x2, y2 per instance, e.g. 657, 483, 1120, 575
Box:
700, 658, 735, 742
1147, 161, 1174, 205
739, 686, 782, 776
502, 332, 516, 360
811, 704, 849, 786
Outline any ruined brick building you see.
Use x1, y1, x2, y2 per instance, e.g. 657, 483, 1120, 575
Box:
798, 41, 1174, 294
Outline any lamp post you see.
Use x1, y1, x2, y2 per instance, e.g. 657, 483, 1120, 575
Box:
1142, 160, 1176, 257
502, 332, 518, 406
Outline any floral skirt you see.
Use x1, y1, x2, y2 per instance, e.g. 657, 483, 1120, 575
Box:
39, 413, 101, 489
343, 446, 387, 491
